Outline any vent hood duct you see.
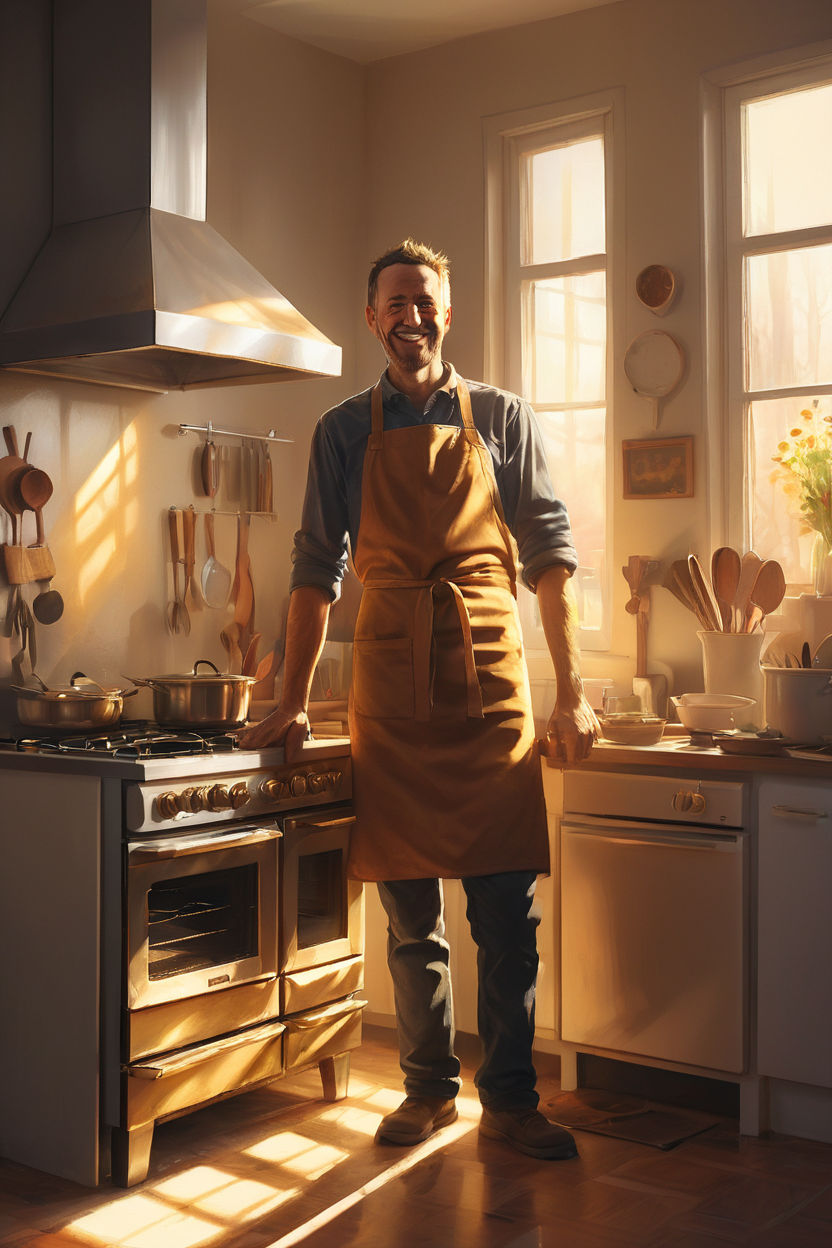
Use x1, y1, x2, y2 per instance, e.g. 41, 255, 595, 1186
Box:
0, 0, 342, 393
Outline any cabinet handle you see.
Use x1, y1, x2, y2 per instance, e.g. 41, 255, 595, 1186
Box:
770, 804, 829, 821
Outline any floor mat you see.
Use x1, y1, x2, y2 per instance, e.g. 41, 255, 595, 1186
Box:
542, 1088, 721, 1150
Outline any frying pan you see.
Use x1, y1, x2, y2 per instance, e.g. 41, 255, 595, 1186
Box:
623, 330, 684, 429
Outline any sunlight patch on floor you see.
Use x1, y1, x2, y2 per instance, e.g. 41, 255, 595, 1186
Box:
262, 1107, 480, 1248
244, 1131, 349, 1180
316, 1104, 384, 1136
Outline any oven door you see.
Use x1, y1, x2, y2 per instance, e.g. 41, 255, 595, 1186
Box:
127, 822, 280, 1010
280, 806, 363, 974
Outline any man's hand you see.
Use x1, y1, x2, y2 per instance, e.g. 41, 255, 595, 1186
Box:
237, 707, 310, 762
542, 696, 599, 763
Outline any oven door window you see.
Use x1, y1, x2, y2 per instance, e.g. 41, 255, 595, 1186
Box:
148, 864, 258, 980
127, 830, 279, 1009
297, 849, 344, 950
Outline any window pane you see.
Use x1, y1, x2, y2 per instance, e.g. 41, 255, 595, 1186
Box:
535, 407, 606, 632
749, 396, 831, 586
746, 243, 832, 391
744, 83, 832, 237
525, 272, 606, 404
525, 137, 605, 265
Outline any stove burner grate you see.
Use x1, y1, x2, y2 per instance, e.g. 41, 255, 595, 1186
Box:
0, 721, 242, 758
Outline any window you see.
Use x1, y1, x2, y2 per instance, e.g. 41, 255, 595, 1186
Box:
485, 97, 617, 650
723, 63, 832, 589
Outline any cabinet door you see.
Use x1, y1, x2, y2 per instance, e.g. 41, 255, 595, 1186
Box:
757, 779, 832, 1087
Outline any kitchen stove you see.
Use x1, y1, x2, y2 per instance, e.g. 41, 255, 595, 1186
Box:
0, 724, 363, 1189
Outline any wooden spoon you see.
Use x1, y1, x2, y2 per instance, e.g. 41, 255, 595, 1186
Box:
665, 559, 711, 628
687, 555, 722, 630
711, 546, 741, 632
0, 426, 29, 544
747, 559, 786, 631
201, 433, 219, 498
733, 551, 762, 634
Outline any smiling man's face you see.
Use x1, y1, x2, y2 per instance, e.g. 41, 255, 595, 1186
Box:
366, 263, 451, 381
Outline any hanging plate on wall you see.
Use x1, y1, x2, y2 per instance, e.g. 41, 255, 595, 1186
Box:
635, 264, 678, 315
623, 330, 685, 429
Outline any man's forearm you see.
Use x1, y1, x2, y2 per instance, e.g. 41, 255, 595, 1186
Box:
534, 564, 584, 708
280, 585, 332, 714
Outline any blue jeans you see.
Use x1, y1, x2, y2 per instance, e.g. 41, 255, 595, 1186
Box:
377, 872, 540, 1110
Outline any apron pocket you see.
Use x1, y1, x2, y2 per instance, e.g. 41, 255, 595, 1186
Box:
353, 637, 414, 718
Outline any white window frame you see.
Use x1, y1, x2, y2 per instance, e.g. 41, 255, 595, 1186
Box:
484, 90, 623, 652
703, 42, 832, 564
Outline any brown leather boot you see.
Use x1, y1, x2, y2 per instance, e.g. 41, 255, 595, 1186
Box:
375, 1096, 458, 1145
480, 1107, 578, 1159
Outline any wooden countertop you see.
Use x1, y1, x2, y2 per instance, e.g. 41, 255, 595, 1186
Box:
545, 736, 832, 777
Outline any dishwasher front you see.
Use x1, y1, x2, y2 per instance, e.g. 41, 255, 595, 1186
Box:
560, 770, 749, 1074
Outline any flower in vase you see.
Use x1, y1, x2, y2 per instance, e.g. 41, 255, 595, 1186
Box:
770, 400, 832, 547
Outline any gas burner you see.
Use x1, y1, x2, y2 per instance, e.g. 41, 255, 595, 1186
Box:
0, 722, 242, 759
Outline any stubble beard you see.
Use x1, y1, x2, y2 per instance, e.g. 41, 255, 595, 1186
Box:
382, 326, 441, 374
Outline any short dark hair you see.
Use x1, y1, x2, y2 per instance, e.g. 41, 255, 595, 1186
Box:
367, 237, 451, 308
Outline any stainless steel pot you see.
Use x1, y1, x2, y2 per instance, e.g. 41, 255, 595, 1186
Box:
128, 659, 256, 728
763, 667, 832, 744
13, 672, 136, 730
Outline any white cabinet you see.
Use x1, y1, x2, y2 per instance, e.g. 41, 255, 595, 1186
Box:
757, 778, 832, 1088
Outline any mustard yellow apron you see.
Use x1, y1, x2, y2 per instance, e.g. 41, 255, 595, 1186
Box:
347, 378, 548, 881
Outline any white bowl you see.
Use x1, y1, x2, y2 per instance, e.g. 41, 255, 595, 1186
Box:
671, 694, 756, 732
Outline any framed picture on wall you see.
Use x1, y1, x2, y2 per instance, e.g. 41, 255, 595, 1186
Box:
622, 436, 694, 500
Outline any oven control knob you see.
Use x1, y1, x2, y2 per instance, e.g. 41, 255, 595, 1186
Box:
290, 772, 308, 797
156, 791, 180, 819
206, 783, 233, 810
180, 786, 209, 813
229, 782, 250, 809
261, 777, 290, 801
307, 772, 327, 794
672, 790, 706, 814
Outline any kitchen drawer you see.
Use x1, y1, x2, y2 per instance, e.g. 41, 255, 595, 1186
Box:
283, 998, 367, 1072
281, 956, 364, 1016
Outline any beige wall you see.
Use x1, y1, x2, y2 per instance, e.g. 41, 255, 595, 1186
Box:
2, 0, 832, 725
0, 3, 366, 725
362, 0, 832, 696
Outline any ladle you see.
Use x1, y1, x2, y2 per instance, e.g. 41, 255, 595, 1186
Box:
16, 466, 53, 512
201, 512, 232, 608
28, 482, 64, 624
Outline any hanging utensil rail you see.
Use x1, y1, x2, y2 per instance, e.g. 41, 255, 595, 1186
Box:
178, 421, 292, 444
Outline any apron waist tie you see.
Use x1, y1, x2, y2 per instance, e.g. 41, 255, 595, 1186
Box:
364, 571, 511, 722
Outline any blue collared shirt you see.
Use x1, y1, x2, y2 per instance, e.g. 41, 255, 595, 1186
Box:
290, 365, 578, 599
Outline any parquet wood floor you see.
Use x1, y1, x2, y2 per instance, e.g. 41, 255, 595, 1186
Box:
1, 1026, 830, 1247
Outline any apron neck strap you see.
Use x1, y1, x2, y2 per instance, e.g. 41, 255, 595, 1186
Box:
455, 377, 479, 445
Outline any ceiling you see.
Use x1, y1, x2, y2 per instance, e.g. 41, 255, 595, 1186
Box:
227, 0, 622, 64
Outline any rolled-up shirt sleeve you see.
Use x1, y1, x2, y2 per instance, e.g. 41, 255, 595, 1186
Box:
290, 417, 350, 600
498, 395, 578, 588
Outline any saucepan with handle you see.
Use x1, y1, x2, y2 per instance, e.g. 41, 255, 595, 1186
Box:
13, 672, 137, 730
126, 659, 256, 728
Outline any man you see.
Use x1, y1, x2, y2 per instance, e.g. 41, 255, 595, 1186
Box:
239, 238, 597, 1160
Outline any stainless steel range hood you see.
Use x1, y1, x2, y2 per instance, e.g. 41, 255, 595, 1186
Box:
0, 0, 341, 393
